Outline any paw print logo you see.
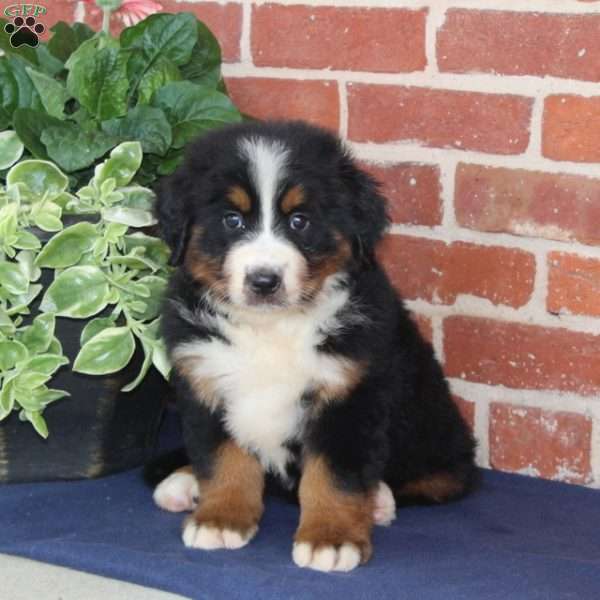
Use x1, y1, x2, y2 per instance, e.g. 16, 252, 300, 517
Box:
4, 16, 45, 48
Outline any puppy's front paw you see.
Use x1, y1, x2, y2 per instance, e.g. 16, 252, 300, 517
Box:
292, 541, 364, 572
183, 520, 258, 550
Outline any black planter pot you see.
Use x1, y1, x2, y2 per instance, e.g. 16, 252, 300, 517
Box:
0, 218, 169, 483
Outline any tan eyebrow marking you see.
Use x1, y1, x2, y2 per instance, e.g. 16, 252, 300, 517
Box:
280, 185, 305, 214
227, 186, 252, 213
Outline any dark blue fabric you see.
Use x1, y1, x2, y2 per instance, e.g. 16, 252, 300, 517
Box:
1, 413, 599, 599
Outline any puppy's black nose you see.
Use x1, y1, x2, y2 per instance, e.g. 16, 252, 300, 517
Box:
246, 269, 281, 295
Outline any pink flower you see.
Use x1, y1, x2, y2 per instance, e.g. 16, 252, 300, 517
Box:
81, 0, 163, 28
113, 0, 163, 27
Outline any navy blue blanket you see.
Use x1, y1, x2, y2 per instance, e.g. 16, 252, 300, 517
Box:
1, 415, 599, 599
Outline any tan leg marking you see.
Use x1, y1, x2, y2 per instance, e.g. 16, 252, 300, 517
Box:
293, 455, 374, 572
183, 442, 264, 550
398, 472, 465, 503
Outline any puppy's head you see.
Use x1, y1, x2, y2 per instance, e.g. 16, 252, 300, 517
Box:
155, 121, 389, 310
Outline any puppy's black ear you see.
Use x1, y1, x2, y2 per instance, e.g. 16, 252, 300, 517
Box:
339, 153, 390, 262
154, 172, 192, 266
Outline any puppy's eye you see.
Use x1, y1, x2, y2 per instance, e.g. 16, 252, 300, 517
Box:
289, 213, 310, 232
223, 212, 244, 231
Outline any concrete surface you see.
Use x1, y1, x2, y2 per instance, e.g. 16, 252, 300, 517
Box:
1, 553, 189, 600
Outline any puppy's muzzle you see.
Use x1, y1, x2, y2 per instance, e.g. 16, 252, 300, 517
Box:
245, 268, 282, 297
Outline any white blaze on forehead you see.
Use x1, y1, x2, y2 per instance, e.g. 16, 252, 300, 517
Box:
239, 136, 289, 232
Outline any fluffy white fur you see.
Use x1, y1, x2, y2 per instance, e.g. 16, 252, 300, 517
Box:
292, 542, 361, 572
172, 275, 354, 478
153, 470, 199, 513
224, 137, 305, 308
183, 522, 258, 550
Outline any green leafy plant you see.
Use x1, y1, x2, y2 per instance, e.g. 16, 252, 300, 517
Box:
0, 140, 171, 437
0, 12, 241, 188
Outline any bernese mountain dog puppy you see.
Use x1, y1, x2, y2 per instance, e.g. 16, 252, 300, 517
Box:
149, 120, 476, 573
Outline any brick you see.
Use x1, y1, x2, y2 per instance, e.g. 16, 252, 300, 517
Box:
378, 236, 535, 308
548, 253, 600, 317
453, 396, 475, 431
225, 77, 339, 131
489, 403, 592, 484
252, 5, 426, 72
438, 10, 600, 82
347, 85, 532, 154
32, 1, 77, 41
543, 95, 600, 163
455, 163, 600, 246
413, 314, 433, 344
360, 163, 442, 226
444, 316, 600, 395
159, 1, 242, 62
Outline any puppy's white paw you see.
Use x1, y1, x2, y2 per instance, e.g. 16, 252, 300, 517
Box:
292, 542, 362, 572
373, 481, 396, 526
153, 470, 200, 513
183, 521, 258, 550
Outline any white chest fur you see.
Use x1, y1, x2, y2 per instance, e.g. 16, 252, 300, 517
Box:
172, 280, 354, 476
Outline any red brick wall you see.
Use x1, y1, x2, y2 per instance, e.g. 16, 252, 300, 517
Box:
54, 1, 600, 487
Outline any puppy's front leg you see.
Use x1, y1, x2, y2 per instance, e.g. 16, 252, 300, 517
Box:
183, 440, 264, 550
293, 454, 375, 572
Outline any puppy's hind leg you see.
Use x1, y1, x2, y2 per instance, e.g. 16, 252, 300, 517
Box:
153, 466, 200, 513
372, 481, 396, 526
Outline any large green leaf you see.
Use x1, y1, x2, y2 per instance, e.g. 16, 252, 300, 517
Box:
74, 326, 135, 375
153, 81, 241, 149
137, 56, 181, 105
102, 106, 172, 156
0, 131, 24, 170
40, 265, 110, 318
120, 12, 198, 69
180, 21, 221, 89
26, 67, 70, 119
67, 45, 130, 121
41, 122, 118, 172
5, 56, 42, 112
35, 45, 65, 77
35, 222, 98, 268
47, 21, 95, 63
12, 108, 63, 160
7, 159, 68, 198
